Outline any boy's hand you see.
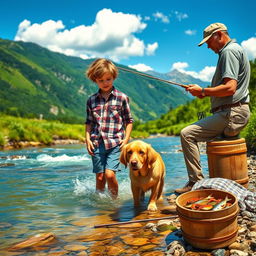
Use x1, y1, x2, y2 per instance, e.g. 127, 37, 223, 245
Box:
119, 138, 129, 149
86, 139, 95, 155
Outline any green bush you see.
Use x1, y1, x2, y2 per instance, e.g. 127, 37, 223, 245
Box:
0, 132, 5, 147
244, 111, 256, 150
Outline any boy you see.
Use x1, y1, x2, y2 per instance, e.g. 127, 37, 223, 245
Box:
85, 58, 133, 199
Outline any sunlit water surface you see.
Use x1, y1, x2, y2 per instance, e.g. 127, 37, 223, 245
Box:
0, 136, 208, 253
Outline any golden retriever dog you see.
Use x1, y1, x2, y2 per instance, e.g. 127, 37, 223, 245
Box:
120, 140, 165, 211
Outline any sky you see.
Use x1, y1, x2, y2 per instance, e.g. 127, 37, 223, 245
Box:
1, 0, 256, 82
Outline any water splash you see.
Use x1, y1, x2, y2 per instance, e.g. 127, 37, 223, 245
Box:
36, 154, 90, 166
73, 177, 132, 209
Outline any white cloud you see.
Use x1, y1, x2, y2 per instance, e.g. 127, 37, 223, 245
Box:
174, 11, 188, 21
153, 12, 170, 23
171, 62, 215, 82
14, 8, 158, 61
241, 37, 256, 59
146, 42, 158, 55
128, 63, 153, 72
185, 29, 196, 36
172, 62, 189, 70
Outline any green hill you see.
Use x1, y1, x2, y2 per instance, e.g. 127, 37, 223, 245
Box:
0, 38, 191, 123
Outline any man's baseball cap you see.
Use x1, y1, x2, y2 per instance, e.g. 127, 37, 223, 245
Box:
198, 22, 227, 46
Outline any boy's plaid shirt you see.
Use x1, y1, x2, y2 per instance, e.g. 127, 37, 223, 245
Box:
86, 87, 133, 150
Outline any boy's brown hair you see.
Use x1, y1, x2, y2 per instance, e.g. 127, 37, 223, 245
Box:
86, 58, 118, 82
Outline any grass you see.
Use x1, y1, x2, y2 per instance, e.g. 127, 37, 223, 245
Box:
0, 115, 85, 147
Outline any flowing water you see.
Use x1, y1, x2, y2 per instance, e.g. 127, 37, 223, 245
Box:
0, 136, 208, 255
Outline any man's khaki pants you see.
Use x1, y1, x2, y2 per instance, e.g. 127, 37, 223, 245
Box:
180, 104, 250, 183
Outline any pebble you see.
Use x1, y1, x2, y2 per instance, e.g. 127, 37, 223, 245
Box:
229, 249, 249, 256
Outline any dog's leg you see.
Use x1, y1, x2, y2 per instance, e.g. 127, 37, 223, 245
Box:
131, 184, 141, 206
147, 183, 162, 211
157, 177, 164, 201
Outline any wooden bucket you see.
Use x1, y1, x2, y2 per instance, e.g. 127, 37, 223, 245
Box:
206, 138, 248, 188
176, 189, 239, 249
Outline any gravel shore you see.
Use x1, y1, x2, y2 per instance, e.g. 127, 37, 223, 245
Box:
164, 154, 256, 256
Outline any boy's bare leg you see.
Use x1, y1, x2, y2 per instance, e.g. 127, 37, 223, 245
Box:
105, 169, 118, 199
96, 173, 106, 192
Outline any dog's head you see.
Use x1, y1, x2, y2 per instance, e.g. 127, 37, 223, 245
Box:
120, 140, 157, 171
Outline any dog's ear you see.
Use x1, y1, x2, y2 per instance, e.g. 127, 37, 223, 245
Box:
147, 144, 158, 168
120, 145, 128, 167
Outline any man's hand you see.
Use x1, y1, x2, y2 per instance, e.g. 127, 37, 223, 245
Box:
186, 84, 203, 97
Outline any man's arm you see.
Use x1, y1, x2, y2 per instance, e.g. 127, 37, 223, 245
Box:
187, 78, 237, 98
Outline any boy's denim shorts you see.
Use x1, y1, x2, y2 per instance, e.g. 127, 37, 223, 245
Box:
91, 141, 121, 173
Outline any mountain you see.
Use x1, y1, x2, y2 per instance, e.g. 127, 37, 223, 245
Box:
0, 38, 198, 123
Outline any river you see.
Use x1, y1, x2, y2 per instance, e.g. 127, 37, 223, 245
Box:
0, 136, 208, 255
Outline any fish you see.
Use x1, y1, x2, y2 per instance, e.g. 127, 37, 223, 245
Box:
212, 196, 231, 211
185, 194, 213, 208
198, 205, 214, 211
191, 204, 213, 211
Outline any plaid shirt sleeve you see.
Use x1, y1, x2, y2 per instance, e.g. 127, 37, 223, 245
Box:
192, 178, 256, 215
85, 97, 93, 125
121, 95, 133, 126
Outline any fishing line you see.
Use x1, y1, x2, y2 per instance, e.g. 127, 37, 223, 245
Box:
118, 66, 188, 89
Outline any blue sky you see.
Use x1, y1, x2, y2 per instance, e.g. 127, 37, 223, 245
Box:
1, 0, 256, 82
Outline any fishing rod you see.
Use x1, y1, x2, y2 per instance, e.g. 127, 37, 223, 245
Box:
94, 215, 178, 228
118, 66, 188, 89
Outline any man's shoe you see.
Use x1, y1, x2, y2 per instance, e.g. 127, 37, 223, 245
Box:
175, 181, 195, 194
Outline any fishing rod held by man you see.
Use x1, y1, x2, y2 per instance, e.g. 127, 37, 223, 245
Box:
118, 66, 188, 89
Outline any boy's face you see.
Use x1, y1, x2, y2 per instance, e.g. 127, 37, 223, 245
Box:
95, 72, 114, 93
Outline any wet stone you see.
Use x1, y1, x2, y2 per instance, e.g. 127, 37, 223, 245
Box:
105, 245, 125, 255
138, 244, 157, 252
249, 224, 256, 231
229, 242, 249, 251
63, 244, 88, 251
122, 236, 149, 246
211, 249, 226, 256
77, 251, 88, 256
47, 251, 68, 256
78, 232, 114, 241
185, 252, 212, 256
89, 245, 106, 254
141, 251, 165, 256
229, 249, 249, 256
8, 232, 57, 251
166, 241, 186, 256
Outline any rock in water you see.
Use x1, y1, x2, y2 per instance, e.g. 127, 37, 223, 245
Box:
9, 232, 57, 251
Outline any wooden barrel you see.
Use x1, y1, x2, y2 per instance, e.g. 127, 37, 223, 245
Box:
206, 138, 248, 188
176, 189, 239, 249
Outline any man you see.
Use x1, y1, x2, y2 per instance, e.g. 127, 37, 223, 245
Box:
175, 22, 250, 194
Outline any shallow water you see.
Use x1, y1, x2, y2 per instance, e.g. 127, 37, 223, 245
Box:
0, 136, 208, 254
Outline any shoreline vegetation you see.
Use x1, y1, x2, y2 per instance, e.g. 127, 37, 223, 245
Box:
0, 112, 256, 154
0, 110, 255, 154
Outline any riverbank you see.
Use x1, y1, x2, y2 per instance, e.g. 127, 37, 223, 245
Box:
1, 138, 84, 151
